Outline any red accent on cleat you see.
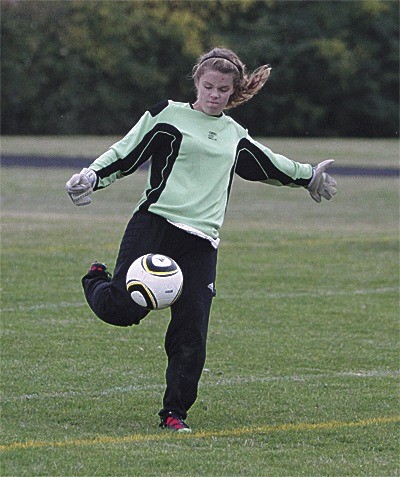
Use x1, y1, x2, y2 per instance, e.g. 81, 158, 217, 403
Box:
160, 413, 191, 433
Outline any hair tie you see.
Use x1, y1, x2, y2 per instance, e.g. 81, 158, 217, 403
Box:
200, 56, 242, 75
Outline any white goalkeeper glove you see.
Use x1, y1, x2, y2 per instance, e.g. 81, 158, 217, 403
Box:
65, 168, 97, 206
307, 160, 337, 203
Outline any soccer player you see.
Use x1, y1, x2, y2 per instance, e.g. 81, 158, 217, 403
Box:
65, 47, 337, 432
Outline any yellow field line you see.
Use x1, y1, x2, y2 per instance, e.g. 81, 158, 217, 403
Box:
1, 416, 399, 452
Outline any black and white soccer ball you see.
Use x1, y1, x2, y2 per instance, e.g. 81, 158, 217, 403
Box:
126, 254, 183, 310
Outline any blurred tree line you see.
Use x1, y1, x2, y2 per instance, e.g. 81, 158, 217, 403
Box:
1, 0, 398, 137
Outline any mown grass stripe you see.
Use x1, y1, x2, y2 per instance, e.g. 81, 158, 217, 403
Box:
1, 416, 398, 452
3, 369, 398, 402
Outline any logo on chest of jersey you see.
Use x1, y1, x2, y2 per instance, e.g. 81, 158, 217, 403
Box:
208, 131, 218, 141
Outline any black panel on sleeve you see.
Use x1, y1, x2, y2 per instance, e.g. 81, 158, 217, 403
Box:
138, 125, 182, 211
235, 138, 310, 187
95, 124, 182, 190
149, 100, 169, 117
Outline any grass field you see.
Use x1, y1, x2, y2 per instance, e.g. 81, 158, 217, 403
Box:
1, 138, 399, 476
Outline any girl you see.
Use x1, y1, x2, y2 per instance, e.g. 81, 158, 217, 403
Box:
66, 47, 337, 432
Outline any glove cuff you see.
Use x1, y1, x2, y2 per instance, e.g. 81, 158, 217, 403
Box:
307, 167, 319, 191
80, 168, 97, 188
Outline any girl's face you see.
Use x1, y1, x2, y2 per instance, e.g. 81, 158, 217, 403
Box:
193, 69, 235, 116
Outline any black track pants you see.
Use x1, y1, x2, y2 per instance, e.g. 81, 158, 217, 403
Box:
82, 211, 217, 419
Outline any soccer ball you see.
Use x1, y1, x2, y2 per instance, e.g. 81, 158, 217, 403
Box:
126, 254, 183, 310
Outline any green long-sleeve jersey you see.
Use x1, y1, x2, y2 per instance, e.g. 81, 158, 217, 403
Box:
89, 100, 313, 241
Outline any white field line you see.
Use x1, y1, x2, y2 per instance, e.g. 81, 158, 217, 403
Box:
2, 369, 399, 403
221, 286, 399, 300
1, 287, 398, 314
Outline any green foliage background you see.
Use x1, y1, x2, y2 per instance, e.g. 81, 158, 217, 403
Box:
1, 0, 399, 137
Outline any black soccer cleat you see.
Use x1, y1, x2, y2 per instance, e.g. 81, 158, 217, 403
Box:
87, 262, 112, 279
159, 412, 191, 433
